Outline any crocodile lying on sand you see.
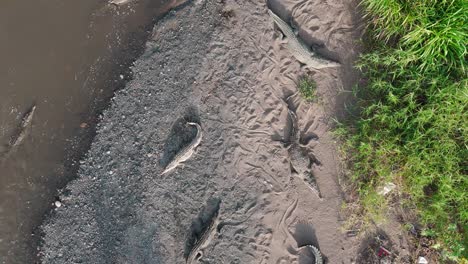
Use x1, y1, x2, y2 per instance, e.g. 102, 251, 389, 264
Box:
287, 109, 323, 200
161, 122, 202, 175
185, 199, 221, 264
267, 9, 340, 69
186, 214, 219, 263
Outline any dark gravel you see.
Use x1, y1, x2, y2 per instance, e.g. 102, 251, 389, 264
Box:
39, 1, 237, 263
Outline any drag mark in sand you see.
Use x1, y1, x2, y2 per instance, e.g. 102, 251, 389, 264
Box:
277, 198, 298, 242
161, 122, 202, 175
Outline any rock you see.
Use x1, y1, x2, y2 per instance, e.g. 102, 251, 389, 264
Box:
418, 256, 428, 264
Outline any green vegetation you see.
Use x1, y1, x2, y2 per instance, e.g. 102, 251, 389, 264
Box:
298, 77, 317, 102
338, 0, 467, 260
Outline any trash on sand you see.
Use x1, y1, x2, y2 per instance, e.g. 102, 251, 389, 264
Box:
377, 182, 396, 195
377, 246, 391, 257
418, 256, 428, 264
346, 230, 359, 237
54, 201, 62, 208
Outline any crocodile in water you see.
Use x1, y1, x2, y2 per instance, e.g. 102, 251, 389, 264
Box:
268, 9, 340, 69
1, 105, 36, 161
161, 122, 202, 175
11, 105, 36, 149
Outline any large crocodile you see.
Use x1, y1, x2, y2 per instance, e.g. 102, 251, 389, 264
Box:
287, 109, 323, 200
161, 122, 202, 175
267, 9, 340, 69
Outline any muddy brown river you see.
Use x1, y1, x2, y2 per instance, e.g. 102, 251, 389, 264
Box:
0, 0, 181, 262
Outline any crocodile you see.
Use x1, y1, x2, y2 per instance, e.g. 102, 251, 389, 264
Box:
287, 109, 323, 200
298, 244, 323, 264
186, 207, 220, 263
11, 105, 36, 148
267, 9, 340, 70
161, 122, 202, 175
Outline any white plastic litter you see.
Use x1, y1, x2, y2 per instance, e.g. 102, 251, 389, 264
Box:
418, 256, 428, 264
377, 182, 396, 195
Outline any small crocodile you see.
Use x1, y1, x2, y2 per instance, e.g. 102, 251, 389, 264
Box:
267, 9, 340, 69
10, 105, 36, 148
161, 122, 202, 175
299, 244, 323, 264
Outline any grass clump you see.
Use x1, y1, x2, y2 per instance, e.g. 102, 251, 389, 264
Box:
298, 77, 317, 102
339, 0, 467, 260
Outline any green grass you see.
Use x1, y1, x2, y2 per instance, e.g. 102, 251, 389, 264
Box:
298, 77, 317, 102
338, 0, 467, 261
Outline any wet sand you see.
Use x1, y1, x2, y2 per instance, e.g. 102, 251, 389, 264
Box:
38, 0, 375, 263
0, 0, 185, 263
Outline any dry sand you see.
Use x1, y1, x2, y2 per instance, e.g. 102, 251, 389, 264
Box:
39, 0, 373, 263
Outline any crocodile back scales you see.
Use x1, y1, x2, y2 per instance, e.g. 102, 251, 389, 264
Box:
299, 244, 323, 264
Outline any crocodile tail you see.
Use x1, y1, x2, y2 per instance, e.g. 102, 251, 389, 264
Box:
298, 245, 323, 264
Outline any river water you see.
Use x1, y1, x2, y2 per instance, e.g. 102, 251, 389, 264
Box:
0, 0, 181, 262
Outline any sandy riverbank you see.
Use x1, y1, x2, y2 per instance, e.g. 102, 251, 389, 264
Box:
38, 0, 387, 263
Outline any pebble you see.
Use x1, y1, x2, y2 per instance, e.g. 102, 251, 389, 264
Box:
418, 256, 428, 264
